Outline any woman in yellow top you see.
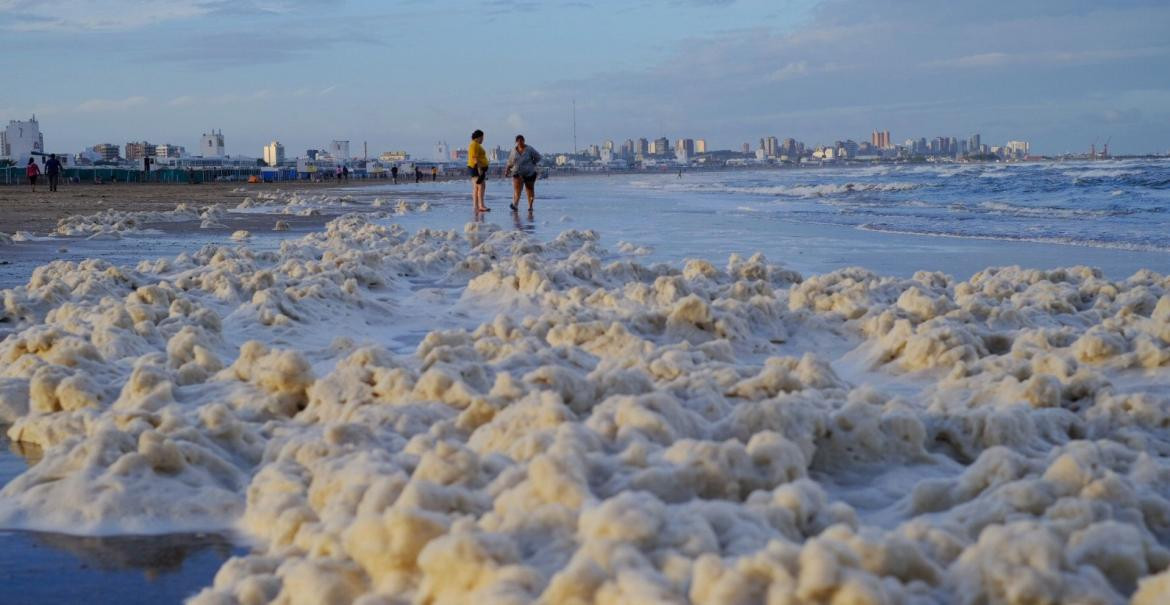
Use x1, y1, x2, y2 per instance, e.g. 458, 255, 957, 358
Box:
468, 129, 489, 212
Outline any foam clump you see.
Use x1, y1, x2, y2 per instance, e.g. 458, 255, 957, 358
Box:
0, 214, 1167, 602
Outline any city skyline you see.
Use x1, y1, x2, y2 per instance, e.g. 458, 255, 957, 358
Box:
1, 0, 1168, 156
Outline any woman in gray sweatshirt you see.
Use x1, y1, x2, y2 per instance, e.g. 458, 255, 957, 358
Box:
505, 134, 543, 212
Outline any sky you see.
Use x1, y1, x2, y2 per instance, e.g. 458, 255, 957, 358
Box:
1, 0, 1168, 157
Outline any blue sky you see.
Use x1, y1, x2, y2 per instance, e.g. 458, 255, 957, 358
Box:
1, 0, 1168, 157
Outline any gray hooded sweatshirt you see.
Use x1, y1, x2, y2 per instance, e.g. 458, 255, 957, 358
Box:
506, 145, 542, 178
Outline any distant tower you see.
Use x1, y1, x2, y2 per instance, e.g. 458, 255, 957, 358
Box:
435, 141, 449, 162
329, 140, 350, 163
201, 129, 225, 157
1, 115, 44, 164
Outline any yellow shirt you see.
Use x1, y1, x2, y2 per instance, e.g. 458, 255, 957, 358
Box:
468, 140, 488, 169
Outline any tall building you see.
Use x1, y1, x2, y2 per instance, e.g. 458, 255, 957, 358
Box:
651, 137, 669, 156
675, 138, 694, 158
695, 139, 707, 154
1006, 140, 1030, 158
765, 136, 778, 157
1, 116, 44, 164
263, 140, 285, 166
125, 141, 157, 162
871, 130, 891, 149
156, 144, 186, 158
329, 140, 350, 163
435, 141, 449, 162
200, 129, 225, 157
968, 134, 981, 155
91, 143, 120, 162
741, 142, 751, 154
635, 138, 649, 157
621, 139, 635, 158
602, 140, 614, 152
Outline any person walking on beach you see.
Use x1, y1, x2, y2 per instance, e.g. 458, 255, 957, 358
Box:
468, 129, 489, 212
25, 158, 40, 192
415, 166, 422, 183
431, 166, 437, 182
505, 134, 542, 212
45, 154, 63, 192
391, 165, 399, 184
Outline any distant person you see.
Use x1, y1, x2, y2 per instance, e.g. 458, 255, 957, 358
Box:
336, 165, 343, 180
505, 134, 542, 212
45, 154, 63, 192
415, 166, 422, 183
342, 165, 349, 180
391, 165, 399, 184
468, 129, 489, 212
26, 158, 40, 192
431, 166, 437, 181
143, 156, 152, 182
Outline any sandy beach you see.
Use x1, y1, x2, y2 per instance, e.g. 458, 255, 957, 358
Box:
0, 181, 384, 235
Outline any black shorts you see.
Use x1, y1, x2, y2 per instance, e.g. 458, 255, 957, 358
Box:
513, 173, 537, 186
468, 166, 486, 184
29, 175, 37, 185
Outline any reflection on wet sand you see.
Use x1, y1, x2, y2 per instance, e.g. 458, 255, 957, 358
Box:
512, 209, 535, 233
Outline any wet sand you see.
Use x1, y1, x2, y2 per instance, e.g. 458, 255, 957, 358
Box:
0, 180, 384, 235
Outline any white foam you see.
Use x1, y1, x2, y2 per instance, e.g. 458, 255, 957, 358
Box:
0, 213, 1166, 603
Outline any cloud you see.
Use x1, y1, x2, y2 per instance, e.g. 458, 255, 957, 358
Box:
515, 0, 1170, 153
926, 46, 1170, 69
75, 96, 149, 112
0, 0, 329, 32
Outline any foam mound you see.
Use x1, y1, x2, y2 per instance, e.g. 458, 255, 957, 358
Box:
0, 214, 1167, 604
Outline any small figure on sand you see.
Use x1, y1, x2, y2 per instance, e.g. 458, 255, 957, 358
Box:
431, 166, 437, 182
415, 166, 422, 183
468, 129, 489, 212
505, 134, 542, 212
342, 165, 349, 181
26, 158, 40, 192
46, 154, 63, 192
391, 165, 399, 184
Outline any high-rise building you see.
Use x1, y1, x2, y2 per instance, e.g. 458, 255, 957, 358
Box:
306, 149, 319, 160
329, 140, 350, 163
435, 141, 449, 162
675, 138, 694, 158
871, 130, 891, 149
91, 143, 120, 162
635, 138, 649, 157
156, 144, 186, 158
651, 137, 669, 156
380, 151, 410, 162
588, 144, 600, 158
782, 138, 798, 157
741, 142, 751, 154
200, 129, 225, 157
695, 139, 707, 154
1006, 140, 1030, 158
621, 139, 635, 157
602, 140, 614, 152
766, 136, 779, 157
968, 134, 981, 155
263, 140, 285, 166
1, 116, 44, 165
125, 141, 157, 162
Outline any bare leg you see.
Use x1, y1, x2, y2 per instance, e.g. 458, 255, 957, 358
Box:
471, 178, 480, 211
525, 180, 536, 210
511, 177, 522, 209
